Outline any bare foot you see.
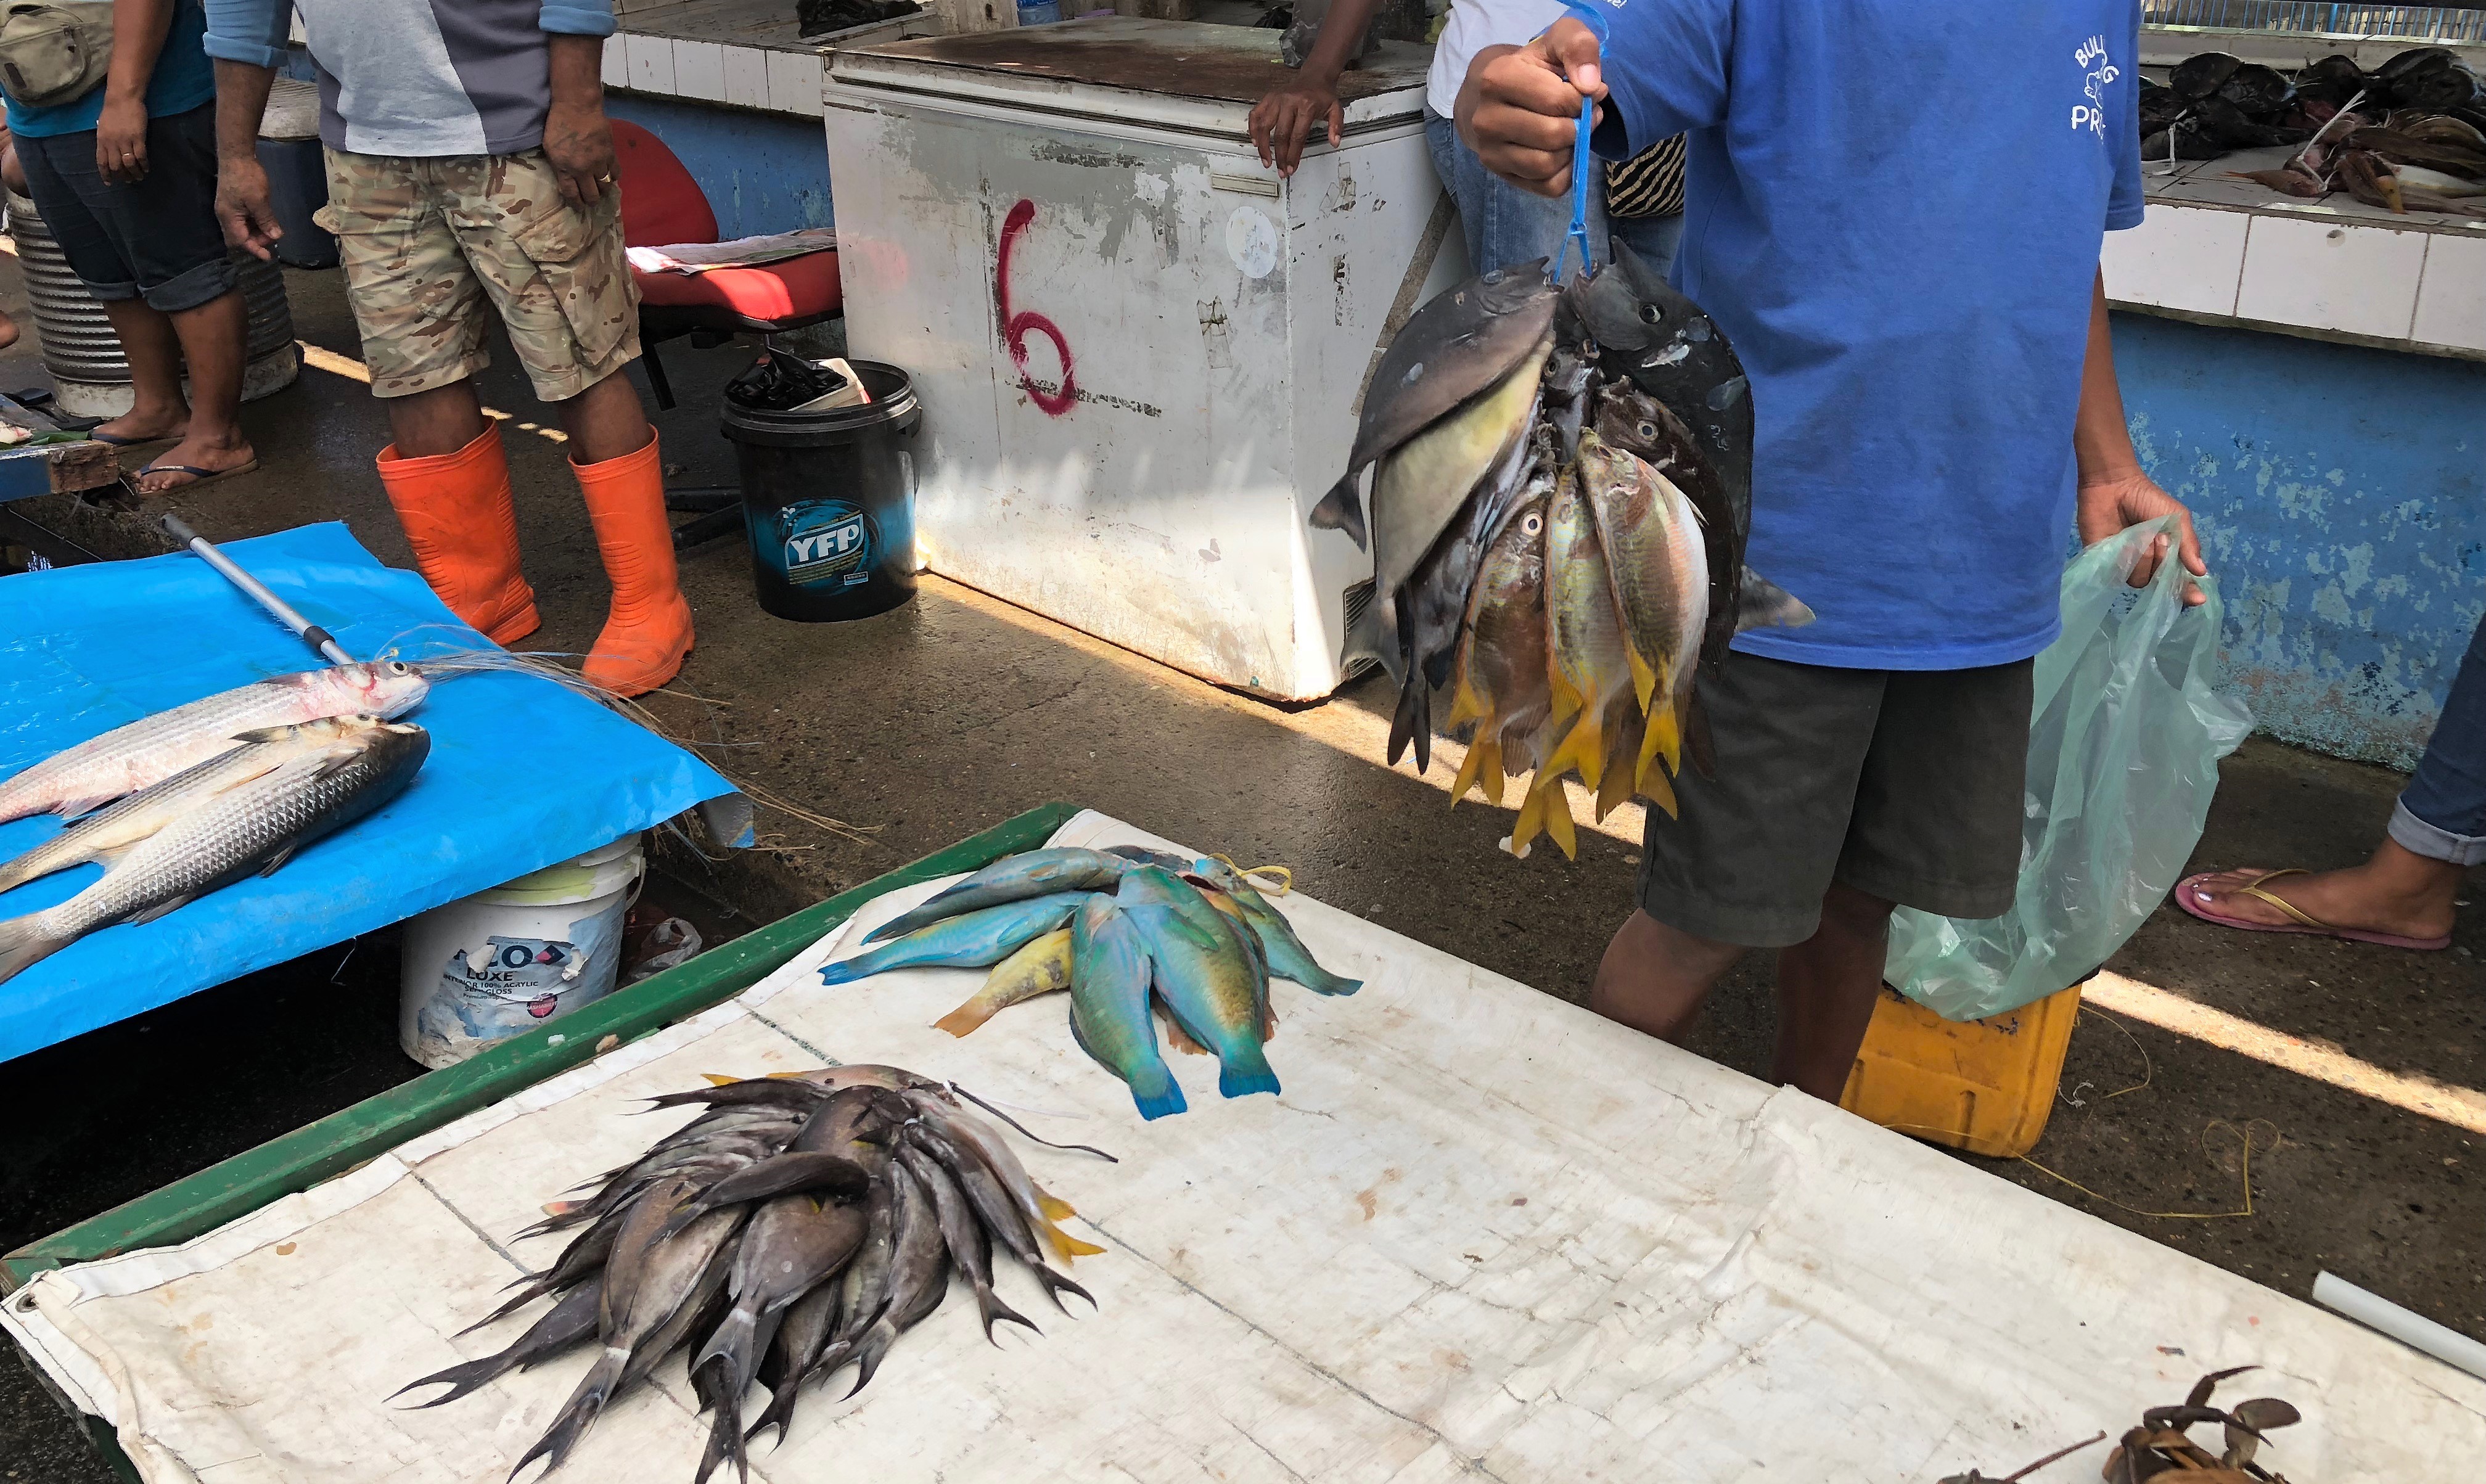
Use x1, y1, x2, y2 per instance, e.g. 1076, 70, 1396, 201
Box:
0, 311, 18, 352
2186, 842, 2461, 943
133, 430, 256, 495
95, 406, 187, 445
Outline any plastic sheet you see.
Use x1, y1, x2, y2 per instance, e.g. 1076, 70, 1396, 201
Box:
1886, 517, 2253, 1020
0, 523, 738, 1062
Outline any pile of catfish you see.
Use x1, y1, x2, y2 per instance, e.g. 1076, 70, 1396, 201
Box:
1313, 242, 1811, 859
2151, 46, 2486, 214
402, 1067, 1106, 1483
820, 845, 1361, 1120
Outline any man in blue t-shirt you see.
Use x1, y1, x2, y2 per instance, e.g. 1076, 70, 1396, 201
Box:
1456, 4, 2205, 1099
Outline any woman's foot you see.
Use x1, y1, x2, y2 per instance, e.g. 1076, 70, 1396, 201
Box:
2184, 840, 2462, 945
133, 429, 255, 494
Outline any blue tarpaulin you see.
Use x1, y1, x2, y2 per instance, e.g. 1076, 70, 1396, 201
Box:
0, 523, 739, 1064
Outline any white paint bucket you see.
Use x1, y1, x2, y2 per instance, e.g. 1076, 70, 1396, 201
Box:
398, 835, 646, 1070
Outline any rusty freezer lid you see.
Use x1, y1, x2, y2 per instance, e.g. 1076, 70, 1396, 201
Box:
826, 17, 1431, 145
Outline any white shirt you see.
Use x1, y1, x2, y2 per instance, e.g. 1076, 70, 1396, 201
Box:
1425, 0, 1572, 120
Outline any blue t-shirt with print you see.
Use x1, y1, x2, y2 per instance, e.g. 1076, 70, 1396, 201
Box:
6, 0, 218, 137
1590, 0, 2145, 668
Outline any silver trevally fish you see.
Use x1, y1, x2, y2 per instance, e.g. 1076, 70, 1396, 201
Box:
0, 718, 430, 985
0, 660, 428, 824
819, 891, 1096, 985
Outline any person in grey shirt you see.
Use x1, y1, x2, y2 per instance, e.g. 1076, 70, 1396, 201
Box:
203, 0, 697, 699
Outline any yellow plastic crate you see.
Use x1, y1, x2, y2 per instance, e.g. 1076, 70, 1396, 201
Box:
1838, 982, 2083, 1158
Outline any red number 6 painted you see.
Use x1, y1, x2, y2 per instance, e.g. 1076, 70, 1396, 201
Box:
996, 199, 1077, 418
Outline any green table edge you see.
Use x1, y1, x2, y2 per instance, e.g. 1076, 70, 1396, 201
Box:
1, 800, 1079, 1293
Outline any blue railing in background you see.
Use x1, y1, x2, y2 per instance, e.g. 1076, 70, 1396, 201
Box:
2144, 2, 2486, 41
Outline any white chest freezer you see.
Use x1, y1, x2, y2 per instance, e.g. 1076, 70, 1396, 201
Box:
823, 18, 1462, 699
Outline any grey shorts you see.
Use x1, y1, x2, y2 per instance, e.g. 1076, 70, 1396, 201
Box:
1636, 650, 2034, 948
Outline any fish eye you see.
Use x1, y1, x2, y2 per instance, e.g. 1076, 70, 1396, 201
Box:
1638, 303, 1665, 326
1522, 514, 1543, 535
387, 661, 409, 675
1636, 420, 1658, 439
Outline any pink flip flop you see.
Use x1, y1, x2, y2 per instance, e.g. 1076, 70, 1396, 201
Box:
2174, 869, 2453, 951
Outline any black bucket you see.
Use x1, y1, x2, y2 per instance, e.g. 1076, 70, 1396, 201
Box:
720, 359, 924, 622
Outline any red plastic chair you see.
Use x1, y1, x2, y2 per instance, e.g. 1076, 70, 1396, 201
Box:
611, 120, 844, 411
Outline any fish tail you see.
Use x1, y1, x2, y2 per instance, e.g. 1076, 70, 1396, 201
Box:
1508, 776, 1549, 859
1044, 1217, 1107, 1261
742, 1374, 803, 1453
1035, 1188, 1079, 1223
1216, 1040, 1282, 1101
388, 1351, 514, 1410
1625, 646, 1660, 711
1387, 669, 1430, 773
1308, 471, 1369, 549
1032, 1261, 1096, 1315
690, 1358, 747, 1484
839, 1317, 899, 1401
1123, 1058, 1188, 1121
931, 993, 999, 1038
1638, 751, 1681, 819
814, 951, 882, 986
0, 914, 68, 988
692, 1306, 762, 1397
1538, 704, 1607, 792
1638, 692, 1685, 785
1448, 731, 1499, 806
507, 1345, 625, 1483
456, 1281, 551, 1335
1545, 665, 1586, 734
975, 1281, 1043, 1345
1541, 781, 1580, 861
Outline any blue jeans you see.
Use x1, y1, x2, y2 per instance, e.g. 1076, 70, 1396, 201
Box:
1609, 209, 1685, 277
1425, 107, 1607, 277
2394, 613, 2486, 865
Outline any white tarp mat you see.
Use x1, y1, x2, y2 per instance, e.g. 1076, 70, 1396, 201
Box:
7, 811, 2479, 1483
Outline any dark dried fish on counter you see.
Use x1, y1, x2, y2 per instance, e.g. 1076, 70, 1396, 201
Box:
1935, 1366, 2304, 1484
406, 1071, 1109, 1482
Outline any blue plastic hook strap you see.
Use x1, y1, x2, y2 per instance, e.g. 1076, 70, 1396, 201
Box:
1549, 0, 1612, 285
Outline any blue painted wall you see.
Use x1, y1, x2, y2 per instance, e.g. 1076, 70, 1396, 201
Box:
604, 95, 835, 239
2115, 313, 2485, 770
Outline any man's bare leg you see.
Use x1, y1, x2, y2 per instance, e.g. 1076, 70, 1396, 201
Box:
1770, 881, 1892, 1101
1588, 908, 1743, 1043
552, 369, 652, 465
134, 290, 255, 493
385, 380, 491, 459
95, 298, 189, 443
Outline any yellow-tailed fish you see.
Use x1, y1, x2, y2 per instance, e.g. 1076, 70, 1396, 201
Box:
1067, 893, 1184, 1120
1446, 472, 1554, 808
1535, 464, 1633, 795
1576, 431, 1709, 789
932, 925, 1072, 1037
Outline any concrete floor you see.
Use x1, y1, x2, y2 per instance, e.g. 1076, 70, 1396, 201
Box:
2, 261, 2480, 1480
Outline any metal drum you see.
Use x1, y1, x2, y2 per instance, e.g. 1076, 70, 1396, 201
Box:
4, 189, 302, 418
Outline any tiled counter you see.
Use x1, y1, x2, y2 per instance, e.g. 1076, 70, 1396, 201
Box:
604, 0, 939, 118
2107, 147, 2486, 361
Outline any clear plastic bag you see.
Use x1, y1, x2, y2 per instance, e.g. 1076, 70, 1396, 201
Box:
1884, 516, 2252, 1021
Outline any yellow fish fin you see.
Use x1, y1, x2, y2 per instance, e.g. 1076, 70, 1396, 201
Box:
1596, 704, 1645, 821
1541, 780, 1579, 860
1037, 1187, 1080, 1223
1048, 1222, 1108, 1261
1445, 664, 1493, 732
1509, 772, 1548, 858
1638, 749, 1681, 819
1478, 732, 1509, 808
1449, 730, 1501, 806
702, 1073, 739, 1086
932, 997, 996, 1038
1537, 704, 1606, 792
1625, 645, 1659, 711
1638, 692, 1684, 784
1544, 663, 1586, 734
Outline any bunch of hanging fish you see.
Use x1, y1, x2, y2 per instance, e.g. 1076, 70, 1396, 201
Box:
2151, 47, 2486, 216
403, 1065, 1107, 1484
0, 661, 433, 983
818, 845, 1360, 1120
1309, 242, 1812, 859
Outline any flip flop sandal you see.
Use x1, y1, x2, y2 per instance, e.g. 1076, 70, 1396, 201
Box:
129, 457, 260, 494
2174, 868, 2453, 951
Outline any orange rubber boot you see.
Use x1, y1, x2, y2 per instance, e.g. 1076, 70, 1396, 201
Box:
573, 433, 694, 697
374, 427, 541, 647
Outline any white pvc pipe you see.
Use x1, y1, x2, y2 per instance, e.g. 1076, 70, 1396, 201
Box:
2312, 1271, 2486, 1382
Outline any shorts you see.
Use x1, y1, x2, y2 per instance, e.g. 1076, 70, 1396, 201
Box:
1636, 650, 2035, 948
14, 102, 238, 313
317, 147, 640, 403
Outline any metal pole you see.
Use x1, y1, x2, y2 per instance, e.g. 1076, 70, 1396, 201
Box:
160, 515, 356, 666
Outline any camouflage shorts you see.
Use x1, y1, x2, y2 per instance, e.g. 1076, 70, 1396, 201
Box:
315, 148, 640, 402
